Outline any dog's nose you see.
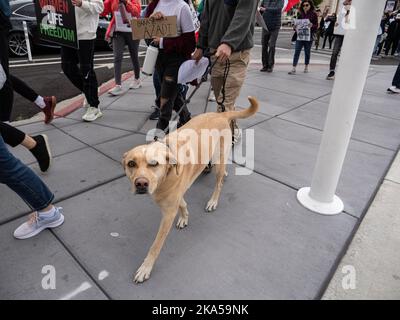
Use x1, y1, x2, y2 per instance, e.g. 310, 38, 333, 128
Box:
135, 177, 149, 193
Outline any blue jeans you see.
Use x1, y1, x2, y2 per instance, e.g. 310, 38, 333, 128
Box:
293, 40, 313, 67
0, 135, 54, 211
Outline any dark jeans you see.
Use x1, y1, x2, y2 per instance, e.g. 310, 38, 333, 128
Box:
322, 33, 334, 49
293, 40, 313, 66
9, 74, 38, 102
0, 122, 25, 147
330, 35, 344, 72
393, 61, 400, 88
61, 40, 99, 108
385, 37, 400, 56
261, 28, 279, 69
0, 134, 54, 211
0, 27, 13, 121
155, 51, 186, 130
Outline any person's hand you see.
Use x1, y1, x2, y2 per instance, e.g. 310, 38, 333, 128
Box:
215, 43, 231, 63
192, 48, 203, 63
150, 11, 164, 20
71, 0, 82, 7
309, 23, 313, 28
152, 36, 161, 46
259, 7, 266, 12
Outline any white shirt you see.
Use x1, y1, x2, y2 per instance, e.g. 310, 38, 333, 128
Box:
154, 0, 195, 48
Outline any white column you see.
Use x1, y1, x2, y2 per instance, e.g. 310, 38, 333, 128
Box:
22, 21, 33, 62
297, 0, 387, 215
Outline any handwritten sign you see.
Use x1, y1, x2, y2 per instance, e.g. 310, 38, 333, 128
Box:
294, 19, 311, 42
131, 16, 177, 40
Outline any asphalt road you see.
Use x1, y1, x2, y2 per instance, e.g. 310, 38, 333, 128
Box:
9, 46, 146, 121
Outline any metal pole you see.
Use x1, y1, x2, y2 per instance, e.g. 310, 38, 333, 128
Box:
297, 0, 387, 215
22, 21, 33, 62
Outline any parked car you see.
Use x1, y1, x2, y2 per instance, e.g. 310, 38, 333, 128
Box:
281, 15, 294, 26
9, 0, 111, 57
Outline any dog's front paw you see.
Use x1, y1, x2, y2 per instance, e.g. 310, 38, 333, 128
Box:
134, 262, 153, 284
176, 216, 188, 229
205, 199, 218, 212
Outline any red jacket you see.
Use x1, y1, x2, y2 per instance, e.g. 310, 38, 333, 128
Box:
102, 0, 141, 39
145, 0, 196, 60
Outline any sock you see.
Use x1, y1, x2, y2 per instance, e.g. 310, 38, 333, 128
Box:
38, 206, 56, 217
34, 96, 46, 109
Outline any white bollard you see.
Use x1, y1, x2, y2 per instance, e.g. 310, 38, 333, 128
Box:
22, 21, 33, 62
297, 0, 387, 215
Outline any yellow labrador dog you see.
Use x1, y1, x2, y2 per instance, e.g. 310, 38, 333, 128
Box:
123, 97, 258, 283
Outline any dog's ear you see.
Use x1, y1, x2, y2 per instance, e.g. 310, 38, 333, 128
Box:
166, 150, 182, 176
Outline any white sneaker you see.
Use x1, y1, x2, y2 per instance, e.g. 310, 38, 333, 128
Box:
108, 85, 124, 96
387, 86, 400, 94
208, 91, 216, 102
129, 78, 142, 89
82, 106, 103, 122
14, 207, 64, 240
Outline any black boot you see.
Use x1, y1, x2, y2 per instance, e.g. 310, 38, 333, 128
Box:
174, 94, 191, 128
156, 99, 174, 133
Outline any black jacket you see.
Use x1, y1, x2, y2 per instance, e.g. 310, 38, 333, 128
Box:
388, 20, 400, 40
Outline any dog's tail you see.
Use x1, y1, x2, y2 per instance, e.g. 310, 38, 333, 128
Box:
223, 96, 259, 120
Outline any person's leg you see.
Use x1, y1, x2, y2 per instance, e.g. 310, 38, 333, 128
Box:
392, 61, 400, 88
61, 45, 84, 92
0, 122, 52, 172
385, 38, 393, 55
261, 29, 270, 70
292, 40, 304, 68
267, 29, 279, 70
329, 35, 344, 72
125, 35, 141, 81
0, 135, 64, 239
322, 33, 328, 49
156, 53, 181, 131
112, 33, 125, 86
9, 74, 57, 124
304, 41, 312, 67
390, 38, 399, 56
77, 40, 99, 108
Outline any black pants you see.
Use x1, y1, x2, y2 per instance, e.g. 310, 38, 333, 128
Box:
393, 61, 400, 88
322, 33, 334, 49
261, 29, 279, 69
329, 35, 344, 71
61, 40, 99, 108
155, 51, 189, 131
9, 74, 38, 102
385, 37, 400, 56
0, 27, 14, 121
0, 122, 25, 147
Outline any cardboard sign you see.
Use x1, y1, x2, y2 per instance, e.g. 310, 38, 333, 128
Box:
131, 16, 178, 40
34, 0, 78, 49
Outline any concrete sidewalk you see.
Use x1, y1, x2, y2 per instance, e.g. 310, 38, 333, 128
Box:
1, 47, 399, 299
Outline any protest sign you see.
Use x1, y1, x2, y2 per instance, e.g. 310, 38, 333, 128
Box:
295, 19, 311, 41
131, 16, 177, 40
34, 0, 78, 49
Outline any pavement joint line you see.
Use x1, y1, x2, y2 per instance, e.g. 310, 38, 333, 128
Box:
274, 117, 398, 152
0, 173, 126, 227
385, 178, 400, 185
48, 230, 113, 300
317, 145, 400, 299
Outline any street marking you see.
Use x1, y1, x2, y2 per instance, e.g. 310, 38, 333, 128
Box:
59, 282, 92, 300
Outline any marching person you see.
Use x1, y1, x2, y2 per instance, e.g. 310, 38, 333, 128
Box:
326, 0, 352, 80
259, 0, 284, 73
288, 0, 318, 75
387, 60, 400, 94
61, 0, 104, 122
145, 0, 196, 134
102, 0, 142, 96
193, 0, 258, 144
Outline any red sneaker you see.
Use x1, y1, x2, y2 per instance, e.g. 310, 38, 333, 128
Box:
42, 96, 56, 124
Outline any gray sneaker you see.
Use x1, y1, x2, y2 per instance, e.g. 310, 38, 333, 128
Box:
14, 207, 65, 239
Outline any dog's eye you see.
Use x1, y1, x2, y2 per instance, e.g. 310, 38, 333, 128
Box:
148, 160, 159, 167
127, 160, 136, 168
